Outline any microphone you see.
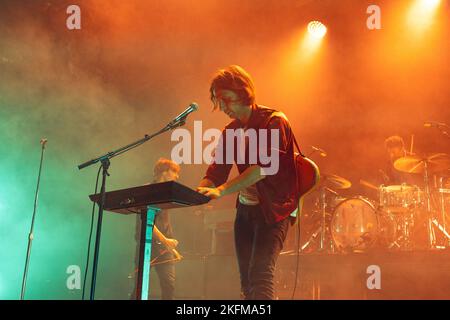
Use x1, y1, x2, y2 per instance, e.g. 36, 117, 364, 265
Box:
424, 121, 448, 128
40, 138, 48, 148
168, 103, 199, 126
311, 145, 327, 157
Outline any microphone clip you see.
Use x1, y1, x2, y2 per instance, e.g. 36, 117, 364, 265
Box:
165, 119, 187, 131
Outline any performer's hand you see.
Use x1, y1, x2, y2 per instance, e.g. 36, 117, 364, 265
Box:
165, 238, 179, 250
196, 186, 224, 199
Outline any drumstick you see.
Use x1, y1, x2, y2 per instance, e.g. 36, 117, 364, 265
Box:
410, 134, 414, 155
359, 179, 378, 191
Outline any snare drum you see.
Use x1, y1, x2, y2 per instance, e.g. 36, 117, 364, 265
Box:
379, 184, 422, 213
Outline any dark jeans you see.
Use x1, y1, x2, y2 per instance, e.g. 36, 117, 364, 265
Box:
153, 260, 175, 300
234, 203, 290, 300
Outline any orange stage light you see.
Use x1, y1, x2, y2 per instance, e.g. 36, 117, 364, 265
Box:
299, 21, 327, 59
406, 0, 441, 37
307, 21, 327, 39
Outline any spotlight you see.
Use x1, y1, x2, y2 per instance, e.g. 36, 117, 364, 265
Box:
407, 0, 441, 34
413, 0, 441, 12
307, 21, 327, 39
424, 0, 441, 8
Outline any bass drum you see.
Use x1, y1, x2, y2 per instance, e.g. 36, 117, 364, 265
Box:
331, 197, 395, 252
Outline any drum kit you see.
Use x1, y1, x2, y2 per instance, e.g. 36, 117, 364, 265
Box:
300, 153, 450, 254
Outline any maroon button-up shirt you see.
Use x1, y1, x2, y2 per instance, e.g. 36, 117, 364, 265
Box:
204, 105, 298, 225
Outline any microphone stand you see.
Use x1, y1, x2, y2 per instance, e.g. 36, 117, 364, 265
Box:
20, 139, 48, 300
434, 124, 450, 140
439, 129, 450, 139
78, 119, 186, 300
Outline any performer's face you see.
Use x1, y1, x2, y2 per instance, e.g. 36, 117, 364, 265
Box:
158, 169, 179, 182
212, 89, 244, 119
387, 146, 404, 162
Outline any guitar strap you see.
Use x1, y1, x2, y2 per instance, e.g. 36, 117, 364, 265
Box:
260, 111, 306, 224
261, 110, 305, 157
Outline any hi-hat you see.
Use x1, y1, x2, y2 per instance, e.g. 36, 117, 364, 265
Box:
394, 153, 450, 174
321, 174, 352, 189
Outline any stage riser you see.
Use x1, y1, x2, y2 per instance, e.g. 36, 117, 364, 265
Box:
149, 251, 450, 300
276, 252, 450, 300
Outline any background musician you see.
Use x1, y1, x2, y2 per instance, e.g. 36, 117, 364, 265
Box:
383, 135, 417, 186
133, 158, 181, 300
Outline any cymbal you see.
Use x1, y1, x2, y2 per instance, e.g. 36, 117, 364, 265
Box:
394, 153, 450, 174
321, 174, 352, 189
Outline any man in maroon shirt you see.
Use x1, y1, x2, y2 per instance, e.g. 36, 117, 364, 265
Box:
197, 65, 298, 300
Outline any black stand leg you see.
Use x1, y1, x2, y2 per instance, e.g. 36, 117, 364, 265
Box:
89, 159, 110, 300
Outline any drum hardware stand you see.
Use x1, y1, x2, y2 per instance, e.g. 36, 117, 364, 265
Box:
301, 186, 334, 253
319, 185, 326, 250
423, 163, 449, 249
304, 147, 329, 252
387, 212, 414, 250
393, 152, 450, 250
422, 160, 437, 249
438, 178, 450, 247
301, 227, 321, 251
388, 238, 402, 249
432, 219, 450, 246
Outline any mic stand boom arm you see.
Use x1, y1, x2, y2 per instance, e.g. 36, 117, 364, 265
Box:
77, 120, 185, 170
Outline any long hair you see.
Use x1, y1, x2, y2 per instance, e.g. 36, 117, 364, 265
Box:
153, 158, 180, 182
209, 65, 256, 109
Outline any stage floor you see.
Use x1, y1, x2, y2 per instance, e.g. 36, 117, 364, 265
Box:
148, 249, 450, 300
275, 249, 450, 300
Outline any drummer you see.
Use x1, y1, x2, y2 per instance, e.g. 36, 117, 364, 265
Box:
383, 135, 419, 186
